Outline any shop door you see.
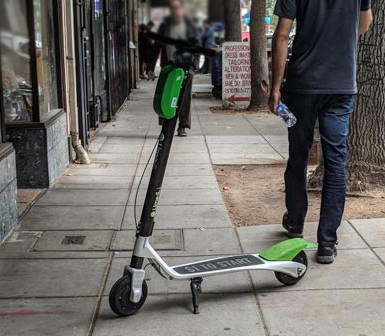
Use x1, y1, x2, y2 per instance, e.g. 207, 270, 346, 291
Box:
83, 0, 96, 130
74, 0, 92, 146
105, 0, 130, 116
93, 0, 109, 123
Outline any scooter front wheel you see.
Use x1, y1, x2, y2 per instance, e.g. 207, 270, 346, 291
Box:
275, 250, 308, 286
109, 276, 148, 316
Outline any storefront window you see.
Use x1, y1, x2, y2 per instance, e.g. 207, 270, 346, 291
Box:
0, 60, 4, 142
33, 0, 60, 121
0, 0, 33, 123
0, 112, 3, 142
0, 110, 3, 142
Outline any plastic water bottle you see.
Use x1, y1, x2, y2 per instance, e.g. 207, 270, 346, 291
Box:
277, 104, 297, 128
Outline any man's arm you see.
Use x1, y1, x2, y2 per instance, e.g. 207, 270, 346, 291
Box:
359, 9, 373, 35
268, 18, 293, 114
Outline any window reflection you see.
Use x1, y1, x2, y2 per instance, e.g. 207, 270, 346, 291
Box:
0, 0, 33, 122
33, 0, 59, 121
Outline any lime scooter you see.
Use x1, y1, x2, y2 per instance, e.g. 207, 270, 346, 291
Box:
109, 33, 316, 316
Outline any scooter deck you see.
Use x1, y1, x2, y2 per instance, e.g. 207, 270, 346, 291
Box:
173, 255, 264, 275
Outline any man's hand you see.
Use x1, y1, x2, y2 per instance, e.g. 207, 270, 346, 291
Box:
269, 89, 281, 115
147, 71, 155, 81
359, 9, 373, 35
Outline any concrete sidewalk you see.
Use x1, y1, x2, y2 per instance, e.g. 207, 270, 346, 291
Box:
1, 79, 385, 336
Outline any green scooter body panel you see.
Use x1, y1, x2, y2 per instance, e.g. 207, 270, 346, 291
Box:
153, 66, 185, 120
153, 65, 173, 115
259, 238, 317, 261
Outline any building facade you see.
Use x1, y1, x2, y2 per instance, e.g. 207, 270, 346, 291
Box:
0, 0, 140, 242
70, 0, 139, 147
0, 57, 18, 242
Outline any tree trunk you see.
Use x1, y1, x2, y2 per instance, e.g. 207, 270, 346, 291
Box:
347, 0, 385, 191
208, 0, 225, 23
249, 0, 269, 108
224, 0, 242, 42
309, 0, 385, 192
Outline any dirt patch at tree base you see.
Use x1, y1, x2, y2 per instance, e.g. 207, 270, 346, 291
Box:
214, 165, 385, 227
210, 106, 270, 115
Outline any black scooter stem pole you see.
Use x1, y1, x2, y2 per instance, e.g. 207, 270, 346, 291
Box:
139, 115, 178, 238
130, 72, 191, 269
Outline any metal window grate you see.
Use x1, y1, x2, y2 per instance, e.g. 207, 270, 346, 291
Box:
61, 235, 86, 245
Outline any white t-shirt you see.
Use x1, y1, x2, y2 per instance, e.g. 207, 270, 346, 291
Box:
167, 20, 187, 62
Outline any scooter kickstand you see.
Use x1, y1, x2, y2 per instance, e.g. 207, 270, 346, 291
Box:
190, 278, 203, 314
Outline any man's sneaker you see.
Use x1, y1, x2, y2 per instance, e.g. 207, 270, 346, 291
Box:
177, 128, 187, 137
316, 246, 337, 264
282, 212, 304, 238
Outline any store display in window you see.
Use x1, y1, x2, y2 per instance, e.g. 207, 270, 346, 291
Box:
0, 0, 33, 122
1, 51, 33, 122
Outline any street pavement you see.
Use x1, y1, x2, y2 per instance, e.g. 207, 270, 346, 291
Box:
1, 78, 385, 336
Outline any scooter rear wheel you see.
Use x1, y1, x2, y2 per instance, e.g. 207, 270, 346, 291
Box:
275, 251, 308, 286
109, 275, 148, 316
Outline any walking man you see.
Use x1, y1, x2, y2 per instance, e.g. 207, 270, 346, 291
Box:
200, 20, 216, 74
269, 0, 373, 264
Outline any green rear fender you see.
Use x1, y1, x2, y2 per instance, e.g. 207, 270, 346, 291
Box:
259, 238, 317, 262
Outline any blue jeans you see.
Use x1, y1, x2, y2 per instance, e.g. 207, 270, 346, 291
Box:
283, 92, 355, 247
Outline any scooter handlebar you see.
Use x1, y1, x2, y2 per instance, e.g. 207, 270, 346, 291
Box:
146, 32, 218, 58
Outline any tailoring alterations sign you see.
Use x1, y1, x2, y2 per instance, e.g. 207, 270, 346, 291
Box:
222, 42, 251, 109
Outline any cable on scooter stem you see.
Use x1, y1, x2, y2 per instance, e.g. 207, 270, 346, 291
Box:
146, 32, 218, 58
134, 137, 160, 230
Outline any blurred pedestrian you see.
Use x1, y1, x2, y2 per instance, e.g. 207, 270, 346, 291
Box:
147, 21, 155, 33
200, 20, 216, 74
138, 21, 158, 81
138, 24, 148, 79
